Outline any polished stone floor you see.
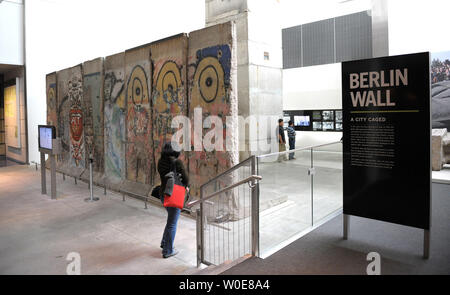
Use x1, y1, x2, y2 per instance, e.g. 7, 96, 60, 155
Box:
0, 165, 197, 275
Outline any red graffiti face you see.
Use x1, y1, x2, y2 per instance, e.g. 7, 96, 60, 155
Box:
70, 109, 83, 141
132, 106, 149, 136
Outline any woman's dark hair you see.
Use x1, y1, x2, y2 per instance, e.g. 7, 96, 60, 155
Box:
161, 142, 180, 158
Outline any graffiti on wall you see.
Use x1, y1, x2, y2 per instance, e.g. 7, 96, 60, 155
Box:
69, 78, 85, 168
153, 60, 187, 167
57, 68, 82, 172
46, 75, 58, 131
104, 69, 126, 181
188, 44, 233, 197
48, 23, 236, 197
125, 65, 152, 184
83, 71, 104, 172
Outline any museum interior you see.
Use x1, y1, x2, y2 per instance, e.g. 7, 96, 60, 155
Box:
0, 0, 449, 275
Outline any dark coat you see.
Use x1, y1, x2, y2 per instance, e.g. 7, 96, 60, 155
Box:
157, 156, 189, 199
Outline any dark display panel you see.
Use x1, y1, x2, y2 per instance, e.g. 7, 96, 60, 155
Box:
38, 125, 56, 151
342, 52, 431, 230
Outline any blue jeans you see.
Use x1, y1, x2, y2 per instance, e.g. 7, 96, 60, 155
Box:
161, 206, 181, 256
289, 137, 296, 159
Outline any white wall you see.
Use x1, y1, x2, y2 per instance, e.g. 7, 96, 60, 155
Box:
25, 0, 205, 164
283, 63, 342, 111
280, 1, 372, 150
0, 0, 24, 65
295, 131, 342, 152
388, 0, 450, 55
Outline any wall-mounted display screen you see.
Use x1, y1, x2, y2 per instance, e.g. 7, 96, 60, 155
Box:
294, 115, 310, 127
284, 109, 342, 132
323, 122, 334, 130
313, 121, 322, 130
335, 111, 343, 123
312, 111, 322, 120
322, 110, 334, 121
38, 125, 56, 150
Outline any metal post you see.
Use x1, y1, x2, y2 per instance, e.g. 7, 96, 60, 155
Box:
423, 229, 430, 259
40, 152, 46, 195
343, 214, 350, 240
35, 162, 38, 171
311, 149, 314, 226
200, 187, 205, 264
196, 208, 202, 268
85, 156, 99, 202
104, 185, 107, 195
251, 156, 260, 257
74, 177, 77, 185
122, 194, 125, 202
50, 154, 57, 200
63, 173, 65, 181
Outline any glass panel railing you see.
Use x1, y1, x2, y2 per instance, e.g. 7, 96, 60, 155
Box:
257, 150, 312, 257
312, 142, 343, 225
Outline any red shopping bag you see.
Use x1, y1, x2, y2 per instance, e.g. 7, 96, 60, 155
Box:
163, 159, 187, 209
163, 183, 186, 209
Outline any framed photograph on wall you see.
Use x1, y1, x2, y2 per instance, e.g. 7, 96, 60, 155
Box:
4, 78, 21, 149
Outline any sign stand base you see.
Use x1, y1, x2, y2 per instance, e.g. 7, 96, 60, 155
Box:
343, 214, 431, 259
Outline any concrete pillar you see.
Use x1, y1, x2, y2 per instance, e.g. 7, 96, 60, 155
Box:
206, 0, 283, 160
371, 0, 389, 58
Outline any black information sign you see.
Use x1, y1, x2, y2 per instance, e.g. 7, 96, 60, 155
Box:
342, 52, 431, 230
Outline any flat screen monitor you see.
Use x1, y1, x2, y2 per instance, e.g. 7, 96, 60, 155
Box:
38, 125, 56, 150
312, 111, 322, 120
335, 123, 343, 131
323, 122, 334, 130
322, 110, 334, 121
313, 121, 322, 131
294, 115, 310, 127
335, 111, 343, 123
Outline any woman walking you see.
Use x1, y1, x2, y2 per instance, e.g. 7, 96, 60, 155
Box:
158, 142, 189, 258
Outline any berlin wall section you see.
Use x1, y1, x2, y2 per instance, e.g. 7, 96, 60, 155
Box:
46, 22, 239, 202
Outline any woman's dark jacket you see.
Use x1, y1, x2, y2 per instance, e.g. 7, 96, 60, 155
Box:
157, 156, 189, 199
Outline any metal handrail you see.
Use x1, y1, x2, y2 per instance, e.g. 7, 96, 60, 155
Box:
200, 156, 255, 188
186, 175, 262, 208
257, 140, 342, 159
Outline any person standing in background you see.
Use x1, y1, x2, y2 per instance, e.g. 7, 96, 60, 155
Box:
277, 119, 287, 162
287, 120, 296, 160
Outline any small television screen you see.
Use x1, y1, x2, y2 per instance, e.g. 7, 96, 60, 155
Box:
323, 122, 334, 130
38, 125, 56, 150
294, 115, 310, 127
335, 123, 343, 131
335, 111, 343, 123
312, 111, 322, 120
313, 121, 322, 131
322, 111, 334, 121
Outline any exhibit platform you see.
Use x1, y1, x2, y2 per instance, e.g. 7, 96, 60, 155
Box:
432, 165, 450, 185
223, 182, 450, 275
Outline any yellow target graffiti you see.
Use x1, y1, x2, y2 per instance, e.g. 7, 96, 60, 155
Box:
127, 65, 149, 106
191, 57, 225, 106
155, 61, 182, 113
